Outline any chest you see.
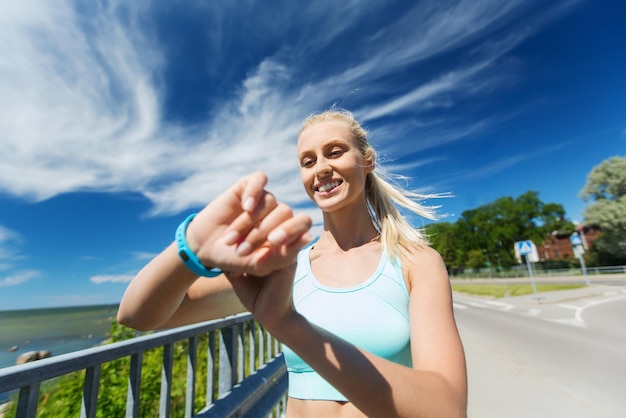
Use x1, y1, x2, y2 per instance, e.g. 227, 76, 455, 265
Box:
309, 247, 382, 287
292, 252, 412, 365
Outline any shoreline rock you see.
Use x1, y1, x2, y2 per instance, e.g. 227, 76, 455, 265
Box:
16, 350, 52, 365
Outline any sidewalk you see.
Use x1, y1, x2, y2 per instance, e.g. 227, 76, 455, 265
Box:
501, 283, 626, 306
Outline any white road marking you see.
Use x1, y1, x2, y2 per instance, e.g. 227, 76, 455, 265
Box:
548, 318, 587, 328
483, 300, 515, 311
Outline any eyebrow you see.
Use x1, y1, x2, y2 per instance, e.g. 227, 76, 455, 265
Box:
298, 138, 349, 156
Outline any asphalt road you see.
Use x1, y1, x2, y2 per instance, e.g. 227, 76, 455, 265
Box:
452, 283, 626, 418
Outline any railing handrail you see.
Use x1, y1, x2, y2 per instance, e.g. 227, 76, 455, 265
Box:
0, 314, 251, 392
0, 312, 288, 418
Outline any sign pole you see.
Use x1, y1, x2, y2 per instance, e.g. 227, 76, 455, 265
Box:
516, 240, 539, 300
525, 255, 538, 299
571, 233, 590, 285
579, 255, 590, 285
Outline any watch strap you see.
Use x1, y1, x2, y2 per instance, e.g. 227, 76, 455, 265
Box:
175, 213, 223, 278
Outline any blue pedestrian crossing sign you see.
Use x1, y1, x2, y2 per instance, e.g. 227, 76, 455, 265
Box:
517, 240, 533, 255
570, 234, 583, 246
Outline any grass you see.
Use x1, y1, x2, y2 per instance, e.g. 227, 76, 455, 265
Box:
451, 283, 586, 298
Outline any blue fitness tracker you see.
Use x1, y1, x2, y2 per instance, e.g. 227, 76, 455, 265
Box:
175, 213, 223, 278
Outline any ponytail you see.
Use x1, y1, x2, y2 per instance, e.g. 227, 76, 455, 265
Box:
366, 169, 441, 263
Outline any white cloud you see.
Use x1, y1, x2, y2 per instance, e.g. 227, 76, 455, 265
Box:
90, 274, 135, 284
0, 0, 170, 201
0, 0, 575, 218
0, 225, 25, 265
360, 61, 492, 121
0, 271, 39, 287
0, 225, 19, 245
131, 251, 159, 261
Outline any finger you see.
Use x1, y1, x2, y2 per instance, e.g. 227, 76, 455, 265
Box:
247, 228, 313, 276
283, 232, 315, 258
236, 203, 294, 256
223, 190, 278, 246
267, 214, 313, 247
239, 171, 268, 212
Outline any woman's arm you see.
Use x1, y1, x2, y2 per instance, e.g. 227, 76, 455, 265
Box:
233, 245, 466, 418
405, 245, 468, 415
117, 172, 313, 331
116, 244, 246, 331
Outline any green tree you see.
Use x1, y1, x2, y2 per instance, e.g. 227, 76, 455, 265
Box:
426, 221, 458, 270
579, 155, 626, 264
466, 249, 486, 270
427, 191, 573, 272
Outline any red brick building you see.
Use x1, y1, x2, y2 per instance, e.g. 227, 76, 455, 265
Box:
538, 225, 602, 261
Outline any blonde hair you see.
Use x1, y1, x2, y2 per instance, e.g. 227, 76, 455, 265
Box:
300, 109, 441, 263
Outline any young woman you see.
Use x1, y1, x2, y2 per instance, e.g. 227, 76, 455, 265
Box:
118, 110, 467, 418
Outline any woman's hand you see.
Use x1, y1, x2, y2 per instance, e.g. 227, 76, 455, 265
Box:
117, 172, 311, 331
189, 172, 310, 332
187, 171, 313, 277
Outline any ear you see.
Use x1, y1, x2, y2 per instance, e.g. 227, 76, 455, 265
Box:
364, 150, 375, 173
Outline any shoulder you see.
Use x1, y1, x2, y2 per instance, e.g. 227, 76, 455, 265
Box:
404, 243, 444, 263
403, 244, 446, 274
401, 244, 449, 293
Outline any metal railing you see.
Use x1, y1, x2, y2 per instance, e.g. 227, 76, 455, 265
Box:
452, 265, 626, 279
0, 313, 287, 418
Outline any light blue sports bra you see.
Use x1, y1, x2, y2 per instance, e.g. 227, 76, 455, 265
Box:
282, 246, 412, 401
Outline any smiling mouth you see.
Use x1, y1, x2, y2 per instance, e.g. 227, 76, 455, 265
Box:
316, 180, 342, 193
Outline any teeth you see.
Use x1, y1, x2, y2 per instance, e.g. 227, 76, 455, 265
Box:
317, 181, 340, 193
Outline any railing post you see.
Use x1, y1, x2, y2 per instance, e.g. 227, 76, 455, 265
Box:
261, 326, 269, 364
257, 323, 265, 367
16, 382, 40, 418
81, 364, 101, 418
246, 321, 254, 377
207, 330, 216, 403
160, 343, 173, 418
126, 352, 143, 418
218, 325, 239, 397
265, 331, 276, 361
218, 328, 232, 398
186, 336, 198, 418
237, 323, 245, 383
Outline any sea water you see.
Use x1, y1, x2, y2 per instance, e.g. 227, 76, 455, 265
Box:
0, 304, 119, 369
0, 304, 119, 404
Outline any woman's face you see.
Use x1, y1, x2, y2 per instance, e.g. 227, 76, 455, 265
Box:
297, 121, 373, 213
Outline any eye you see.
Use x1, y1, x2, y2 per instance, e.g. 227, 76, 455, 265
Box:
328, 147, 344, 158
300, 157, 315, 168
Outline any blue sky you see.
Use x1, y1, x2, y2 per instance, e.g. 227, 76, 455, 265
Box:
1, 0, 624, 311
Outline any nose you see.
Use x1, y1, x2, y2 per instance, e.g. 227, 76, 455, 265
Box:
315, 158, 332, 177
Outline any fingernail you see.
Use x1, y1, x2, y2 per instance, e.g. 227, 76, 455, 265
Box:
236, 241, 252, 256
224, 230, 239, 245
268, 228, 287, 245
242, 197, 255, 212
